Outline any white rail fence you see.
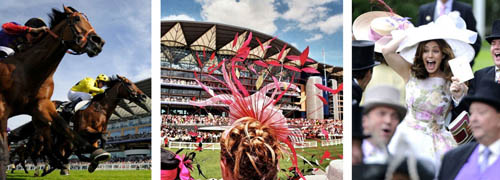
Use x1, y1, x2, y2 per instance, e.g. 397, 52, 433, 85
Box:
8, 162, 151, 171
168, 138, 343, 150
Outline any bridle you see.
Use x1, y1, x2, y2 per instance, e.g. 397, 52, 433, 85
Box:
101, 77, 145, 103
46, 12, 96, 55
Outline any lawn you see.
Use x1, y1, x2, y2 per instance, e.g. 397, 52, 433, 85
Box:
164, 143, 343, 179
6, 170, 151, 180
472, 40, 495, 72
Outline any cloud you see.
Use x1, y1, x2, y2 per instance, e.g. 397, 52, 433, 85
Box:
196, 0, 280, 34
305, 34, 323, 42
281, 0, 334, 24
162, 14, 196, 21
280, 0, 341, 34
315, 14, 343, 34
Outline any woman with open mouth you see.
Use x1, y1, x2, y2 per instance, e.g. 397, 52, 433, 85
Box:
381, 12, 478, 174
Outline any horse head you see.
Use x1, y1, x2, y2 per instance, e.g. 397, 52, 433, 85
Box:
111, 75, 148, 106
49, 6, 104, 57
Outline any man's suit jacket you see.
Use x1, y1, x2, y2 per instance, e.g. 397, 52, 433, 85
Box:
438, 142, 479, 180
417, 1, 481, 58
452, 66, 496, 120
353, 79, 363, 106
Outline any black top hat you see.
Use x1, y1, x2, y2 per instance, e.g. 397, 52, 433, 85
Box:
486, 19, 500, 44
353, 40, 377, 71
161, 148, 180, 170
353, 102, 368, 139
462, 79, 500, 111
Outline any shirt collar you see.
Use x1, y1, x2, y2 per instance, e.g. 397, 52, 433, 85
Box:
437, 0, 453, 10
479, 139, 500, 156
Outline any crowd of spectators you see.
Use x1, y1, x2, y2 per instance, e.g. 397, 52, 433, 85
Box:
287, 118, 343, 139
107, 132, 151, 142
162, 114, 230, 126
161, 115, 343, 143
161, 126, 222, 146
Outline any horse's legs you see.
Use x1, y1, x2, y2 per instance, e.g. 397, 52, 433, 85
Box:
35, 100, 102, 156
0, 106, 9, 180
21, 159, 28, 174
11, 161, 17, 173
33, 160, 39, 177
100, 133, 107, 149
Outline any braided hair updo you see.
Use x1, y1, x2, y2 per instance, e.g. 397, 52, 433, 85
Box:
220, 117, 282, 180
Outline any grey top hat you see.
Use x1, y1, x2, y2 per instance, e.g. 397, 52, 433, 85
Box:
362, 85, 407, 121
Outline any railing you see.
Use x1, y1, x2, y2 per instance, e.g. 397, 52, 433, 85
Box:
291, 141, 318, 148
8, 162, 151, 171
168, 141, 221, 150
167, 141, 326, 149
321, 138, 343, 146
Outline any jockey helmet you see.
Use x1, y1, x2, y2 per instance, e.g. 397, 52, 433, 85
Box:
25, 18, 46, 28
96, 74, 110, 82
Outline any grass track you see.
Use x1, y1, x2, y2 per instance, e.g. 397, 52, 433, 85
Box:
472, 40, 495, 72
6, 170, 151, 180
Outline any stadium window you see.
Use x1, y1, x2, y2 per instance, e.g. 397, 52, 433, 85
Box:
124, 129, 135, 135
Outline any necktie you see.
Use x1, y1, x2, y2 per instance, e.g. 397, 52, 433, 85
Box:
496, 69, 500, 84
439, 5, 446, 17
480, 148, 492, 173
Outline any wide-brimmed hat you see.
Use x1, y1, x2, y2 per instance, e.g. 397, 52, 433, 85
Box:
486, 19, 500, 44
353, 40, 378, 71
462, 79, 500, 111
362, 85, 407, 121
397, 11, 477, 64
353, 11, 414, 53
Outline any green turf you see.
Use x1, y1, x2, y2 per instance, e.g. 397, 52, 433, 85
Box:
165, 143, 343, 179
472, 40, 495, 72
6, 170, 151, 180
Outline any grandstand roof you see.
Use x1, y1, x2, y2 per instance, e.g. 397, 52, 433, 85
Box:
161, 20, 342, 76
110, 78, 151, 121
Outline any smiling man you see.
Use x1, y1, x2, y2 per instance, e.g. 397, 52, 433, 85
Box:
439, 80, 500, 180
361, 85, 407, 164
451, 19, 500, 121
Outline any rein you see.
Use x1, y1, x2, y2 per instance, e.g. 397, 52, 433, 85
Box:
45, 12, 96, 55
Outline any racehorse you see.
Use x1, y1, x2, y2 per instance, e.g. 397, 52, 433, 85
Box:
0, 6, 105, 178
9, 134, 48, 176
41, 75, 148, 175
9, 144, 29, 174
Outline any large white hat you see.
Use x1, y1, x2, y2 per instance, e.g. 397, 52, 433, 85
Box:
396, 11, 477, 64
353, 11, 413, 53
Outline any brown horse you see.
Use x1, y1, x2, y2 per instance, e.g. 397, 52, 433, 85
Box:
39, 75, 148, 175
9, 134, 48, 176
0, 6, 105, 178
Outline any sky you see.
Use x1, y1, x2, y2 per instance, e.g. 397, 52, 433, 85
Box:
161, 0, 343, 67
1, 0, 151, 129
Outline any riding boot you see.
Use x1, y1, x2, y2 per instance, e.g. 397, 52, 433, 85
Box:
0, 51, 7, 60
65, 98, 82, 114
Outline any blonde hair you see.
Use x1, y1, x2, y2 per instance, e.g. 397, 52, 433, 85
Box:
220, 117, 282, 180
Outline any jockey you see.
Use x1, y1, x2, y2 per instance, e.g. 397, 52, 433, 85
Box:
0, 18, 48, 58
66, 74, 110, 110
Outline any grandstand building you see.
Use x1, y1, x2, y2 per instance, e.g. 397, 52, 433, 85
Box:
161, 21, 343, 123
105, 78, 152, 160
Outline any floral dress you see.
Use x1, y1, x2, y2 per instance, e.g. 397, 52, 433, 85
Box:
388, 76, 457, 169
